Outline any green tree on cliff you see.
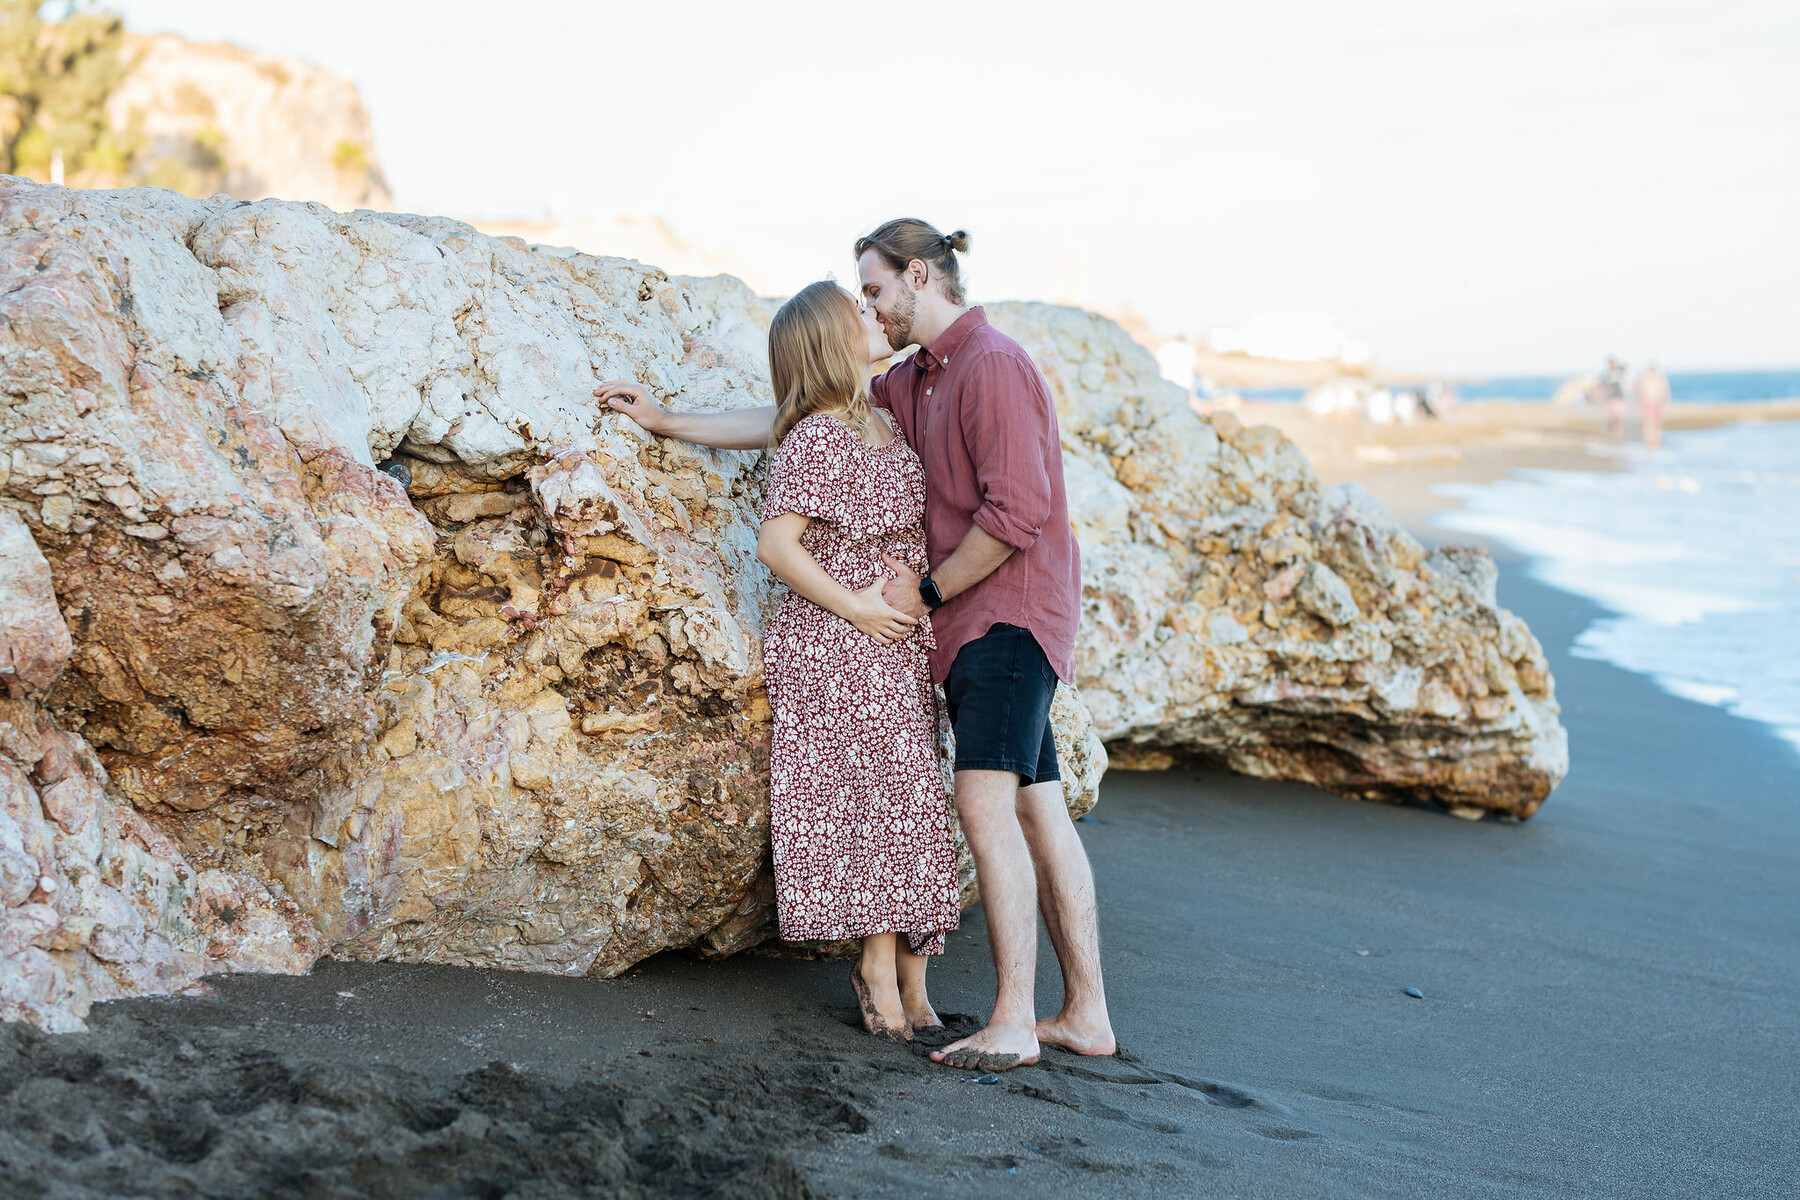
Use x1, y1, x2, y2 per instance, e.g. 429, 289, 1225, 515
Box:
0, 0, 135, 183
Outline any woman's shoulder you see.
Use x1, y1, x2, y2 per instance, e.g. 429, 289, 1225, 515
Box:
788, 411, 857, 438
780, 412, 862, 454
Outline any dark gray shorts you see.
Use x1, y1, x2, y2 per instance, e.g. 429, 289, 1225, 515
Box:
943, 623, 1060, 785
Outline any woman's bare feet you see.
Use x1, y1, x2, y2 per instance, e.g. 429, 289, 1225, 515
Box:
928, 1020, 1039, 1071
901, 990, 941, 1031
894, 942, 942, 1030
854, 936, 910, 1040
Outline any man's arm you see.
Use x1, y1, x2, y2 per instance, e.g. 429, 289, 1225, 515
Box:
883, 526, 1012, 618
881, 352, 1054, 618
594, 381, 774, 450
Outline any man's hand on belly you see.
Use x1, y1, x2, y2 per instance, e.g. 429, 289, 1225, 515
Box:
882, 555, 929, 618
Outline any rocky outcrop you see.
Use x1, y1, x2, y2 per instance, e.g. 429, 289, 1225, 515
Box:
106, 34, 392, 210
0, 180, 1102, 1027
0, 178, 1561, 1028
986, 303, 1567, 819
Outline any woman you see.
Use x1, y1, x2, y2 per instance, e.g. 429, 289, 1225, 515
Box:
596, 283, 958, 1040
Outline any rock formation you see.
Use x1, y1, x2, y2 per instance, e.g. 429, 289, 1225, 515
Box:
0, 178, 1560, 1030
0, 179, 1100, 1028
106, 34, 392, 211
985, 303, 1566, 819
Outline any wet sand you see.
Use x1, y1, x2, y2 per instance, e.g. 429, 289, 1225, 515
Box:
5, 536, 1798, 1196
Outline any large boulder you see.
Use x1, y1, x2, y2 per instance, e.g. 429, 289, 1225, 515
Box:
0, 180, 1104, 1026
0, 178, 1561, 1028
986, 303, 1567, 818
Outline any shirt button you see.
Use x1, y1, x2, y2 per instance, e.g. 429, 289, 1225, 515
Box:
926, 387, 932, 396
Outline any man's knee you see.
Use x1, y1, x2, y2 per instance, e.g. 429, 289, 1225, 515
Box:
955, 770, 1021, 822
1015, 782, 1073, 835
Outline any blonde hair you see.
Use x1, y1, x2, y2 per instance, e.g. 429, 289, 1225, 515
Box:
854, 219, 971, 304
769, 281, 878, 446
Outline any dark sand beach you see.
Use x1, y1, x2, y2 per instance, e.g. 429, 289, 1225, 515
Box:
5, 558, 1797, 1197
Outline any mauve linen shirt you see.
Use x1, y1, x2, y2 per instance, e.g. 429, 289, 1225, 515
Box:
871, 307, 1081, 684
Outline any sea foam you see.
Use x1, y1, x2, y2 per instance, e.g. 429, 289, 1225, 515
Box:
1434, 421, 1800, 755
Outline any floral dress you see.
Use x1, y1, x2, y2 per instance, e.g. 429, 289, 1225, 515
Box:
761, 413, 960, 955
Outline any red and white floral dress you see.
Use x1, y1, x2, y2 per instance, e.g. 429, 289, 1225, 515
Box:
761, 413, 960, 955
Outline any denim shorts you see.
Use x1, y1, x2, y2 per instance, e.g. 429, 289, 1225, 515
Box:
943, 623, 1061, 785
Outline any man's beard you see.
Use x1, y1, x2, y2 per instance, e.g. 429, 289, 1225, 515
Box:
882, 286, 916, 351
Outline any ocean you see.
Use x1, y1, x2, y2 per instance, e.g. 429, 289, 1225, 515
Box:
1432, 420, 1800, 756
1456, 369, 1800, 403
1229, 369, 1800, 405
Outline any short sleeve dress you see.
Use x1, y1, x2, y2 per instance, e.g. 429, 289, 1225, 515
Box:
761, 413, 960, 955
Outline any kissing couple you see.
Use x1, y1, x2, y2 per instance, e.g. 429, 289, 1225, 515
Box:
596, 219, 1113, 1071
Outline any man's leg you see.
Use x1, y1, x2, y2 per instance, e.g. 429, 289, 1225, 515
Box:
1017, 780, 1116, 1055
929, 768, 1041, 1070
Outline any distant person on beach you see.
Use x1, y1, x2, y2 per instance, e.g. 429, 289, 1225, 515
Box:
1599, 356, 1628, 442
1636, 363, 1670, 450
596, 219, 1115, 1073
600, 282, 959, 1042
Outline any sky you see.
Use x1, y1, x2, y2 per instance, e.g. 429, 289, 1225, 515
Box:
113, 0, 1799, 375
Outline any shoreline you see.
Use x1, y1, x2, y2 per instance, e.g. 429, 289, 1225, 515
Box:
1244, 397, 1800, 531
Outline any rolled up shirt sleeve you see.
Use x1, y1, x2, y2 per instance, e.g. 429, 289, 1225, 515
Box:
960, 351, 1054, 552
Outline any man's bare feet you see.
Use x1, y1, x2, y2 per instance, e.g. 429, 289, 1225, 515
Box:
850, 963, 909, 1040
1036, 1010, 1116, 1057
929, 1021, 1039, 1071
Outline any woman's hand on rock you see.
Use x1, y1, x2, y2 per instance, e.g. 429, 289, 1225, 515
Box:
594, 380, 669, 433
846, 580, 918, 645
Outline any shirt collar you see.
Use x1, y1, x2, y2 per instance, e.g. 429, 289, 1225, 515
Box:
918, 306, 986, 374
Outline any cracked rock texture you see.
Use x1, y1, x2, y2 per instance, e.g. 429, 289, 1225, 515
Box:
0, 180, 1100, 1027
1, 509, 318, 1032
985, 302, 1567, 819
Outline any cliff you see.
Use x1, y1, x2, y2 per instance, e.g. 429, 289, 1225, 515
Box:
105, 33, 392, 210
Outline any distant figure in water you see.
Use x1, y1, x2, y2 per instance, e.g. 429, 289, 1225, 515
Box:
1636, 363, 1670, 450
1599, 356, 1629, 442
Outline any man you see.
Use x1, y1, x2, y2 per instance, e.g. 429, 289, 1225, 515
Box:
595, 219, 1114, 1071
1600, 356, 1629, 443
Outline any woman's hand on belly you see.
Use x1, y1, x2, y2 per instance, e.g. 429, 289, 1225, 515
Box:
761, 516, 918, 646
842, 579, 919, 645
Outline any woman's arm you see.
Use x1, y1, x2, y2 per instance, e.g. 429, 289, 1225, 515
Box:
757, 513, 918, 645
594, 381, 775, 450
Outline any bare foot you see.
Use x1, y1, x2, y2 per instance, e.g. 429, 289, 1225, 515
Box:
1036, 1011, 1116, 1057
850, 964, 910, 1041
929, 1021, 1038, 1071
900, 988, 941, 1031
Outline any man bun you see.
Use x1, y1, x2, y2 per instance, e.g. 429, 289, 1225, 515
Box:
855, 219, 972, 305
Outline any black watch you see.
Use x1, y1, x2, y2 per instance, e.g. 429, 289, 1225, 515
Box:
919, 576, 946, 610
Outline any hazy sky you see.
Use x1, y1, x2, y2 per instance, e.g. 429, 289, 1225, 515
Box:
116, 0, 1798, 374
